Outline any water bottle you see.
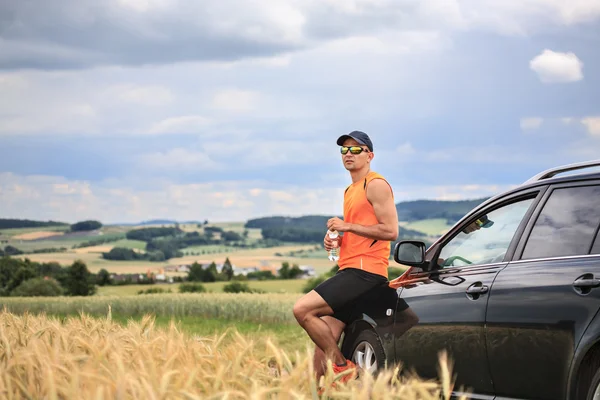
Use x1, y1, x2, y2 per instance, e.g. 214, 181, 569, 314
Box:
328, 230, 340, 261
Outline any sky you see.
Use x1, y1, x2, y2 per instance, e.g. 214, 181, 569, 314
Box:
1, 0, 599, 224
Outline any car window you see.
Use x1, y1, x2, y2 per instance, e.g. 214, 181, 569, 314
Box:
522, 185, 600, 260
438, 197, 535, 268
592, 230, 600, 254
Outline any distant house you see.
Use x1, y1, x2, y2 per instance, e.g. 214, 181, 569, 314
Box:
233, 266, 259, 276
110, 273, 146, 284
155, 273, 172, 282
299, 265, 316, 278
275, 265, 316, 279
165, 264, 191, 273
177, 265, 190, 273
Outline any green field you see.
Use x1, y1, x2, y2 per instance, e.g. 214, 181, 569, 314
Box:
0, 225, 70, 237
96, 279, 309, 296
0, 292, 300, 323
403, 218, 454, 236
109, 238, 147, 250
180, 244, 237, 255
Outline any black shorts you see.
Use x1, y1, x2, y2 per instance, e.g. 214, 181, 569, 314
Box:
314, 267, 388, 324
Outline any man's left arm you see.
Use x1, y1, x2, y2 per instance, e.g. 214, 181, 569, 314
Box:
327, 179, 399, 241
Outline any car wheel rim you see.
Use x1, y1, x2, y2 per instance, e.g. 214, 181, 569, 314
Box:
352, 341, 377, 375
593, 381, 600, 400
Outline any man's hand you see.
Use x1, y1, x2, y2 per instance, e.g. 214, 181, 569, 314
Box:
327, 217, 351, 233
462, 221, 481, 234
324, 232, 341, 251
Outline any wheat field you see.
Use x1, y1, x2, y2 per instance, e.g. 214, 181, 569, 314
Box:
0, 293, 299, 323
0, 309, 462, 399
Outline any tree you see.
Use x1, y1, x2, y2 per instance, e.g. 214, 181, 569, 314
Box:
289, 263, 303, 279
179, 282, 206, 293
70, 220, 102, 232
8, 264, 37, 293
65, 260, 96, 296
11, 277, 64, 297
279, 261, 290, 279
222, 231, 242, 242
222, 257, 233, 281
187, 262, 205, 282
205, 262, 218, 282
96, 269, 112, 286
4, 245, 23, 256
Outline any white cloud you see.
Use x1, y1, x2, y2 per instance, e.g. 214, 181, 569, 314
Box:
146, 115, 213, 134
136, 148, 221, 170
106, 84, 174, 106
0, 103, 98, 134
0, 172, 346, 223
317, 31, 448, 56
561, 117, 574, 124
116, 0, 172, 13
0, 170, 524, 225
2, 0, 600, 73
581, 117, 600, 137
529, 49, 583, 83
211, 89, 261, 113
396, 143, 416, 156
203, 139, 331, 167
0, 73, 29, 88
520, 117, 543, 130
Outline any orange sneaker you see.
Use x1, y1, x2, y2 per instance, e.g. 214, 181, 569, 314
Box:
332, 359, 358, 383
317, 360, 358, 396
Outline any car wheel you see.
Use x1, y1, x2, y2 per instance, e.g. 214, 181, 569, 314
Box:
350, 329, 386, 376
588, 368, 600, 400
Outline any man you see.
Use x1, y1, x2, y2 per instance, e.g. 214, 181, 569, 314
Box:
292, 130, 399, 385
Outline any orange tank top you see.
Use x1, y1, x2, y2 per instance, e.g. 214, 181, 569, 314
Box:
338, 171, 393, 278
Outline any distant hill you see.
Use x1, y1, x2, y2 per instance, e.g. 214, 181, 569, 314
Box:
245, 215, 336, 230
246, 214, 426, 242
246, 198, 489, 229
110, 219, 204, 226
0, 219, 69, 230
396, 198, 489, 223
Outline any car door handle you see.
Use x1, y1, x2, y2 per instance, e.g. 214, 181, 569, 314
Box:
466, 284, 489, 295
573, 277, 600, 288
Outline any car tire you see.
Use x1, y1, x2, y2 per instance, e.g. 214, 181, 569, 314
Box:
350, 329, 386, 376
587, 368, 600, 400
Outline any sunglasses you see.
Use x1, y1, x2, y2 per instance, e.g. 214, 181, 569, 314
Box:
340, 146, 370, 155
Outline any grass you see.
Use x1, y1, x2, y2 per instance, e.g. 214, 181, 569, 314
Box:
96, 279, 308, 296
110, 239, 147, 250
0, 310, 460, 399
0, 225, 70, 237
0, 292, 300, 323
118, 314, 310, 354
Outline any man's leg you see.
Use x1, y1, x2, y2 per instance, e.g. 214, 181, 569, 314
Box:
313, 316, 346, 380
293, 290, 347, 365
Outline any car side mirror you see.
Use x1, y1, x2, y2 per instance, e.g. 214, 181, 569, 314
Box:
393, 240, 429, 270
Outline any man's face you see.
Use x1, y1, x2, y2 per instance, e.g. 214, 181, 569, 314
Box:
341, 138, 372, 171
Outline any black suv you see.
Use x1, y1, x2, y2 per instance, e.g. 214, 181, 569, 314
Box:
339, 160, 600, 400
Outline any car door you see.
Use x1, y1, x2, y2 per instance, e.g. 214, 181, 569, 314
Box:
394, 191, 542, 399
485, 181, 600, 400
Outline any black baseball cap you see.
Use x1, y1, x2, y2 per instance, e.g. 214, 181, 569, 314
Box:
336, 131, 373, 152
